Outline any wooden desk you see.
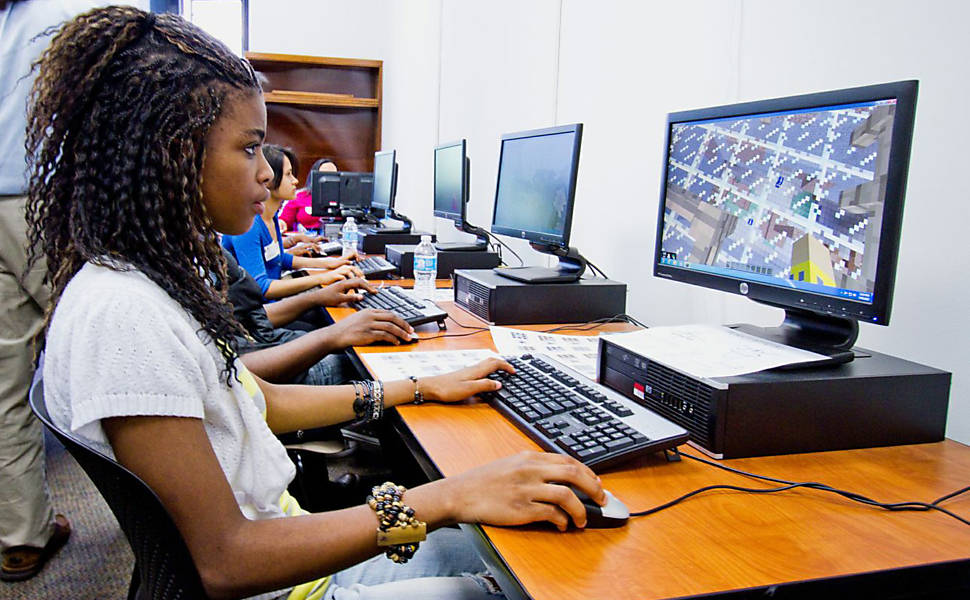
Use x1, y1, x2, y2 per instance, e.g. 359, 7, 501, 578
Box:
333, 288, 970, 599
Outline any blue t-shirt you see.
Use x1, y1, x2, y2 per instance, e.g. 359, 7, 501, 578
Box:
221, 215, 293, 297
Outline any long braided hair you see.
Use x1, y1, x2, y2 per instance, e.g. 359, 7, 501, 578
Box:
24, 6, 260, 382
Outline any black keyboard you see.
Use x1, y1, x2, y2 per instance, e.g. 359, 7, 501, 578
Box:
484, 354, 689, 471
352, 286, 448, 328
356, 256, 397, 278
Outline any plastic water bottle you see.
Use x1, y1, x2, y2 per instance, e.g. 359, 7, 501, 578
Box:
341, 217, 358, 257
413, 235, 437, 300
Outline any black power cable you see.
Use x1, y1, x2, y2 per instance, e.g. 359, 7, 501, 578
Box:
628, 450, 970, 527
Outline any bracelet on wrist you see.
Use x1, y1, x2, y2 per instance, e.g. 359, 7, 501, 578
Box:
367, 482, 426, 563
408, 375, 424, 404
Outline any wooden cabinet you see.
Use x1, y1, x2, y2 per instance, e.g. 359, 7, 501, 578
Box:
245, 52, 382, 185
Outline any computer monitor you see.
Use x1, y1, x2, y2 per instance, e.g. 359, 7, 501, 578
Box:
490, 123, 586, 283
655, 80, 918, 363
338, 171, 373, 211
371, 150, 397, 214
433, 139, 486, 251
368, 149, 411, 231
310, 170, 342, 220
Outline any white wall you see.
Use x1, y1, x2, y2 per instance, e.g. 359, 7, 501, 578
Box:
250, 0, 970, 443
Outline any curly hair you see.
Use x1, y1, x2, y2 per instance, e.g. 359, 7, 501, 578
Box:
262, 144, 298, 191
24, 6, 261, 382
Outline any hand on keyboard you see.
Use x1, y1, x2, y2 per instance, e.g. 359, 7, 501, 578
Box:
311, 264, 359, 286
418, 357, 515, 402
309, 277, 376, 307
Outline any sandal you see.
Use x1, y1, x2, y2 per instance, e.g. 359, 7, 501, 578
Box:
0, 514, 72, 582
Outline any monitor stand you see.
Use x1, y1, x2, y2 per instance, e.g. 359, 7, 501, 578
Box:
436, 222, 489, 252
731, 304, 859, 368
365, 210, 412, 234
494, 244, 588, 284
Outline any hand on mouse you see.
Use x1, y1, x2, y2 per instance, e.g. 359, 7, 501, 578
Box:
427, 450, 605, 531
328, 308, 414, 347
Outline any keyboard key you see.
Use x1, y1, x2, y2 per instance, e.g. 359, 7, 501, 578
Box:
606, 437, 634, 450
577, 446, 606, 459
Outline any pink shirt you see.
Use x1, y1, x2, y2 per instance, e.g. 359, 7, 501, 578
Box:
278, 190, 322, 232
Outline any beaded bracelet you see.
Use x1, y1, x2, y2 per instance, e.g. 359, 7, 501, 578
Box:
367, 482, 426, 563
350, 380, 385, 423
351, 381, 367, 420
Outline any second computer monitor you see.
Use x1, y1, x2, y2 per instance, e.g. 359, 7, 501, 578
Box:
491, 123, 582, 249
371, 149, 398, 214
433, 140, 468, 223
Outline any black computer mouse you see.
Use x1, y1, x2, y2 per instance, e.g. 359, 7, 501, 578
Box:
371, 332, 420, 346
571, 486, 629, 529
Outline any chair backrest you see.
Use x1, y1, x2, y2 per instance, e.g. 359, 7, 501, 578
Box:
29, 376, 209, 600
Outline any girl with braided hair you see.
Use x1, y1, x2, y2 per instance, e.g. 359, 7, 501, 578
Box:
26, 7, 605, 600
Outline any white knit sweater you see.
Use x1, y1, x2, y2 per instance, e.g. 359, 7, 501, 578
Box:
44, 262, 296, 521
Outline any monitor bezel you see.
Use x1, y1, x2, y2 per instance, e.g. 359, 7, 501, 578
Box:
433, 139, 468, 226
653, 80, 918, 326
371, 150, 397, 211
490, 123, 583, 248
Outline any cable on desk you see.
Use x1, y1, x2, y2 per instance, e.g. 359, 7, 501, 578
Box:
539, 314, 646, 334
416, 313, 490, 341
420, 328, 490, 341
933, 485, 970, 505
627, 450, 970, 527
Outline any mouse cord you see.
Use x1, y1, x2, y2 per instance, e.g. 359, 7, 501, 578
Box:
629, 451, 970, 526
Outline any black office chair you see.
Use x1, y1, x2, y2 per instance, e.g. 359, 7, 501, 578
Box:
28, 376, 208, 600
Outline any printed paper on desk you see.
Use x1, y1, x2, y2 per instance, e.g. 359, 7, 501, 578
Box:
608, 324, 827, 379
400, 287, 454, 304
489, 326, 601, 381
361, 349, 499, 381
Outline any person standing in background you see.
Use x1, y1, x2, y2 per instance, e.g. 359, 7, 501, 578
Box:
0, 0, 102, 582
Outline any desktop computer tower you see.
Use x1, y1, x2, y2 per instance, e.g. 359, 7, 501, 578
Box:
453, 268, 627, 325
387, 246, 500, 278
357, 232, 433, 255
598, 337, 951, 458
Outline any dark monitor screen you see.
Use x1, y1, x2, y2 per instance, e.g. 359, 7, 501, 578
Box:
491, 123, 582, 247
655, 80, 917, 327
338, 172, 373, 209
310, 171, 341, 214
433, 140, 466, 224
371, 150, 396, 211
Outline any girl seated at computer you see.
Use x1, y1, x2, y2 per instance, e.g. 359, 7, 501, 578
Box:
280, 157, 337, 234
222, 145, 362, 301
28, 8, 604, 600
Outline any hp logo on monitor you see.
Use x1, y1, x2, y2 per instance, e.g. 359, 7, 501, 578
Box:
739, 282, 749, 295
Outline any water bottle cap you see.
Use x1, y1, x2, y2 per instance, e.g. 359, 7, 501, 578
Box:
421, 235, 432, 242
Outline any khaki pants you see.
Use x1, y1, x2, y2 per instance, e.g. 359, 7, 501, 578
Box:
0, 195, 54, 550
